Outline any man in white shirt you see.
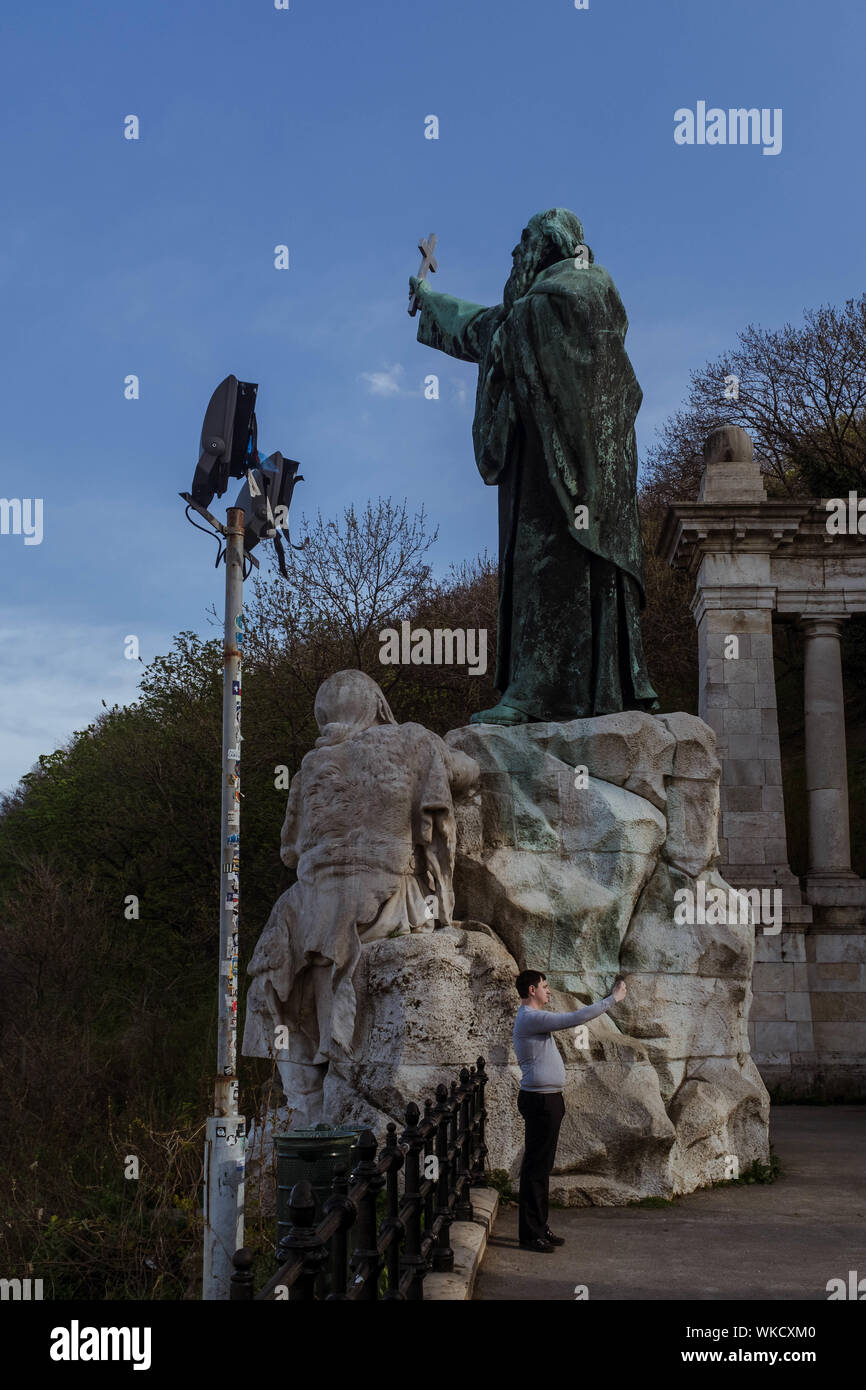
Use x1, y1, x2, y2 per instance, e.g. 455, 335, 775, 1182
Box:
512, 969, 627, 1252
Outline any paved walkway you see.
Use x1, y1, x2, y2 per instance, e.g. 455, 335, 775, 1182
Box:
474, 1105, 866, 1300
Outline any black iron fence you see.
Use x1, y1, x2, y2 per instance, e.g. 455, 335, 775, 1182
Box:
231, 1058, 489, 1301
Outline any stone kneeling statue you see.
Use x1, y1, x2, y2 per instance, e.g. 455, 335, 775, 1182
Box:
241, 670, 479, 1128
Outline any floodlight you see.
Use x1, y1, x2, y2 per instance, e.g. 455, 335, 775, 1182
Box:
235, 451, 304, 572
235, 462, 274, 551
269, 452, 304, 522
190, 375, 259, 507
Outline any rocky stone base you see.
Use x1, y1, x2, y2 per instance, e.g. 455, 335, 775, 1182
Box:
253, 711, 773, 1206
322, 921, 768, 1204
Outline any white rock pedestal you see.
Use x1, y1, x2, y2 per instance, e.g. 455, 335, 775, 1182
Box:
320, 710, 770, 1204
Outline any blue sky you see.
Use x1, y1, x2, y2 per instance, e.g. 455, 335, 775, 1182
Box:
1, 0, 863, 791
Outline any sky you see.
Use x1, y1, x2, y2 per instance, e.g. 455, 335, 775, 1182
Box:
0, 0, 863, 792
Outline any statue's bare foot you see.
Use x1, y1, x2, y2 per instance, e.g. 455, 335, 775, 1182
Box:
470, 702, 531, 726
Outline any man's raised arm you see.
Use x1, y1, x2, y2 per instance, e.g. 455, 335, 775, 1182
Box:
520, 995, 617, 1033
520, 979, 627, 1033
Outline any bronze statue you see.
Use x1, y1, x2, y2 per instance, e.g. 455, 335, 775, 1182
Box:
411, 208, 657, 724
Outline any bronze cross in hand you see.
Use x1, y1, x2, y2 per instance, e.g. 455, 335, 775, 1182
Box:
408, 233, 438, 316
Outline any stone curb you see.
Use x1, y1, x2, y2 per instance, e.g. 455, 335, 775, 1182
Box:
424, 1187, 500, 1301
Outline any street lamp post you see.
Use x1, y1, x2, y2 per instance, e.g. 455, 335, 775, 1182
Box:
202, 506, 246, 1301
181, 374, 303, 1299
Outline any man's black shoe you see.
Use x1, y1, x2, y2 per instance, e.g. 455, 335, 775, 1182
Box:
544, 1228, 565, 1246
519, 1237, 555, 1253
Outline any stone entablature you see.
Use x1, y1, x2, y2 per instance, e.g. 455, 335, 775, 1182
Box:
668, 502, 866, 623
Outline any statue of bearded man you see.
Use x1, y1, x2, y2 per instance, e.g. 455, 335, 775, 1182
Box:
410, 208, 658, 725
242, 670, 478, 1128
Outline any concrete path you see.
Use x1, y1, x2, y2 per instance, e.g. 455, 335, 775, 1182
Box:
474, 1105, 866, 1300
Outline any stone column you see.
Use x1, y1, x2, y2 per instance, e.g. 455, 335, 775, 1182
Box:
696, 601, 803, 905
801, 615, 854, 883
690, 427, 806, 913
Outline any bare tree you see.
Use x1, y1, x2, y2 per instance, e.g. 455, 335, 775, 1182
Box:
637, 292, 866, 718
243, 498, 439, 697
642, 293, 866, 503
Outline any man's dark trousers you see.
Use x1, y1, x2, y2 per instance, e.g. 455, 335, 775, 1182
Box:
517, 1089, 565, 1243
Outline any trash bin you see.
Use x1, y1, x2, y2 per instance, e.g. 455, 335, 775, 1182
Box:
275, 1124, 361, 1266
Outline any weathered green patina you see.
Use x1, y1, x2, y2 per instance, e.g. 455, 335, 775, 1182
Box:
411, 208, 658, 725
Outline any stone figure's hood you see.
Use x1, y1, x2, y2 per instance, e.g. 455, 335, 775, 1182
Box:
314, 670, 397, 746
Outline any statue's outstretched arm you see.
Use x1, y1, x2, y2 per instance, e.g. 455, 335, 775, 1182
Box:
410, 276, 491, 364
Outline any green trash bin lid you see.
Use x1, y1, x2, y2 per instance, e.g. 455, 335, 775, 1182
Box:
274, 1124, 362, 1162
276, 1123, 360, 1141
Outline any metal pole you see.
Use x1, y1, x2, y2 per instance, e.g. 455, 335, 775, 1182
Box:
203, 507, 246, 1299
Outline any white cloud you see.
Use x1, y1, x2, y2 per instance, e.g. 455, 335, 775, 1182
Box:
0, 617, 169, 797
359, 364, 405, 397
